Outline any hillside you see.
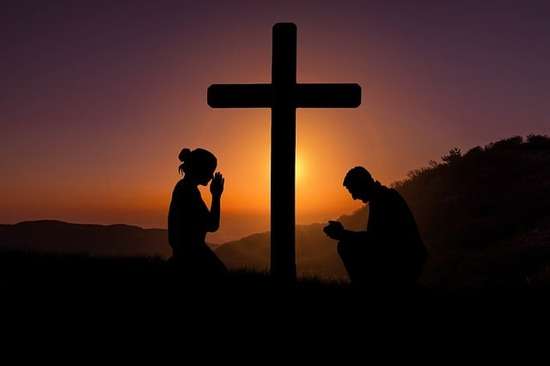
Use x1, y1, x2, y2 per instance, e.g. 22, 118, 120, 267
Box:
215, 135, 550, 287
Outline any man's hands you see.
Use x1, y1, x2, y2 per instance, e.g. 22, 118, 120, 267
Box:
323, 220, 345, 240
210, 172, 224, 198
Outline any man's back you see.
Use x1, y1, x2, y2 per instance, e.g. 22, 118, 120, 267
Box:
365, 183, 427, 286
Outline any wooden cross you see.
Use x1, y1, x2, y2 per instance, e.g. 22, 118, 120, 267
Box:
208, 23, 361, 282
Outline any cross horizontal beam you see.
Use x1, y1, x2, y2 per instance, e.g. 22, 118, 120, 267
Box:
208, 84, 272, 108
295, 84, 361, 108
208, 83, 361, 109
295, 83, 361, 108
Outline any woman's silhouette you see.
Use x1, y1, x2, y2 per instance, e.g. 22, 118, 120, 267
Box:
168, 148, 227, 280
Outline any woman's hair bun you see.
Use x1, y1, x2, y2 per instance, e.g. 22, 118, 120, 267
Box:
178, 148, 192, 162
177, 147, 216, 176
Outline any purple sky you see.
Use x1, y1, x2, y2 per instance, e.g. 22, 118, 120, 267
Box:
1, 0, 549, 241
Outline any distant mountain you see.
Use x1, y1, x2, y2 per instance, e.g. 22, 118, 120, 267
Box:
0, 220, 170, 257
215, 135, 550, 286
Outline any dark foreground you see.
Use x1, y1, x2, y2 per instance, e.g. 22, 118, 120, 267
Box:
2, 251, 550, 296
3, 251, 550, 333
0, 251, 351, 295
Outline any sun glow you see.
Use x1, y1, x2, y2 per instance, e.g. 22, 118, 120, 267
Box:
296, 154, 305, 183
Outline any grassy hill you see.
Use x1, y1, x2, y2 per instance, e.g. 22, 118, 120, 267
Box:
215, 135, 550, 288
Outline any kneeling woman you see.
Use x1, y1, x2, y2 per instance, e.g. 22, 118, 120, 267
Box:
168, 148, 227, 279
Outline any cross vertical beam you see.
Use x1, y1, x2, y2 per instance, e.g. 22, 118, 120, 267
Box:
271, 23, 297, 282
207, 23, 361, 284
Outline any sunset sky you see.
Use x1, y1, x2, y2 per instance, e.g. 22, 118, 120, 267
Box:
2, 0, 550, 242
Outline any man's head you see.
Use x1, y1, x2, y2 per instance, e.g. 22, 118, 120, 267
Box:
343, 166, 375, 203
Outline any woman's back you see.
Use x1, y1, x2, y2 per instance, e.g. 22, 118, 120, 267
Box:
168, 178, 210, 255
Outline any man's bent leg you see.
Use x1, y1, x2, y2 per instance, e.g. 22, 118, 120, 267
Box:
337, 240, 368, 286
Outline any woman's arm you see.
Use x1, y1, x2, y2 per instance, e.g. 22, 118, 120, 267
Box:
207, 172, 224, 232
207, 195, 221, 232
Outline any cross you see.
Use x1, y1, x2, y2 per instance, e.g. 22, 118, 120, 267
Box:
207, 23, 361, 283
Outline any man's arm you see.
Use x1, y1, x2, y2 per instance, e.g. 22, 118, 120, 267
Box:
324, 221, 370, 242
340, 229, 370, 242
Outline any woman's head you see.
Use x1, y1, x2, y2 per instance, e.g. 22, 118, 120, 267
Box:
178, 148, 217, 185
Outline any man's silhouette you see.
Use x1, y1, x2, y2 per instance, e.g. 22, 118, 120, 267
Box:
324, 167, 427, 288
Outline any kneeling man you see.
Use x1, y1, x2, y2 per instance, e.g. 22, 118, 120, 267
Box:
324, 167, 427, 288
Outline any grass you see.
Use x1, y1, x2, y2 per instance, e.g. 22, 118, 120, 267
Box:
0, 251, 350, 297
3, 250, 550, 302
